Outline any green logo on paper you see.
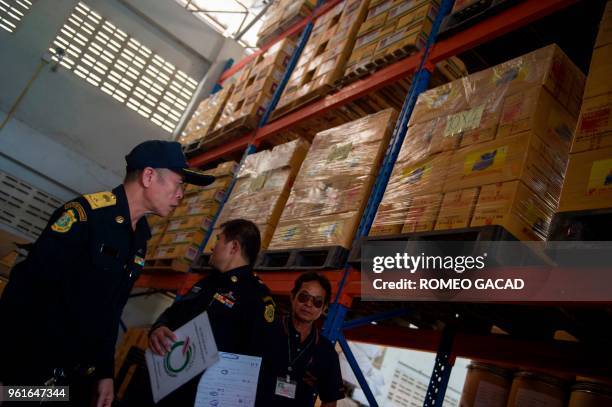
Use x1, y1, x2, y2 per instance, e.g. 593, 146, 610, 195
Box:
164, 340, 195, 377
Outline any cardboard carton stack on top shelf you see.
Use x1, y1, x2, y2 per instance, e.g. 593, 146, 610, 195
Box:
370, 44, 585, 240
210, 37, 297, 144
558, 0, 612, 213
203, 138, 311, 254
272, 0, 372, 117
345, 0, 439, 76
178, 84, 234, 151
268, 108, 398, 250
144, 161, 238, 270
256, 0, 316, 47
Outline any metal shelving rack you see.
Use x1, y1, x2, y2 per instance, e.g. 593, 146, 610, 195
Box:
136, 0, 612, 405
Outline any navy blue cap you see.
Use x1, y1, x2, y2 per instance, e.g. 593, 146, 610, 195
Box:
125, 140, 215, 186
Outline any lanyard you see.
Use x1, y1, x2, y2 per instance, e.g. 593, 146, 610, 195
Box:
286, 319, 315, 377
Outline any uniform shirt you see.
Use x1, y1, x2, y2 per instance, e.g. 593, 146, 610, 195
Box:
150, 265, 277, 405
0, 185, 150, 382
257, 314, 345, 407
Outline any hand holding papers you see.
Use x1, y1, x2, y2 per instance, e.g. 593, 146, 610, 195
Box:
145, 312, 219, 403
195, 352, 263, 407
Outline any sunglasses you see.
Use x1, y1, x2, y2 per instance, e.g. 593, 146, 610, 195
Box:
296, 291, 325, 308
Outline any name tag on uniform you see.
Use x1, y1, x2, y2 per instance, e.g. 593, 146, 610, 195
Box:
275, 376, 297, 399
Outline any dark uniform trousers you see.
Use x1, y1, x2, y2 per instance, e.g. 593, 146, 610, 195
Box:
0, 185, 150, 406
140, 265, 277, 406
256, 314, 345, 407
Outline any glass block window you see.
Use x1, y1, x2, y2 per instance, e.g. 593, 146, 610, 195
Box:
49, 2, 199, 132
0, 0, 35, 33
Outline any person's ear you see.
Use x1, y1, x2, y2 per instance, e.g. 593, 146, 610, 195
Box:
142, 167, 155, 187
231, 240, 240, 255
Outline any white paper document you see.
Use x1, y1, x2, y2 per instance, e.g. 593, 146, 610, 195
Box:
145, 312, 219, 403
194, 352, 262, 407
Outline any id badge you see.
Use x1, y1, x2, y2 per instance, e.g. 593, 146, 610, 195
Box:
275, 376, 297, 399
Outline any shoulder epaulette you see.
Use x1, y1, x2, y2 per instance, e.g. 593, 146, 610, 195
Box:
83, 191, 117, 210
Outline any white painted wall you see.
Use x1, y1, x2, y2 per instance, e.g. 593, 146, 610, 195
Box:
0, 0, 246, 197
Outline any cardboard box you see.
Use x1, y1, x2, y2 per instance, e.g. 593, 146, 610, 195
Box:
149, 221, 168, 236
457, 103, 502, 148
584, 43, 612, 99
203, 228, 221, 254
160, 230, 205, 247
497, 86, 576, 151
572, 92, 612, 153
410, 79, 469, 125
434, 188, 480, 230
595, 0, 612, 49
390, 0, 438, 30
166, 215, 214, 233
558, 146, 612, 212
443, 132, 566, 205
151, 243, 199, 263
402, 193, 443, 232
173, 201, 220, 217
271, 211, 361, 250
399, 116, 450, 162
181, 189, 226, 206
451, 0, 480, 13
467, 44, 585, 118
371, 200, 412, 236
359, 0, 393, 34
471, 181, 553, 240
390, 152, 452, 195
178, 85, 233, 146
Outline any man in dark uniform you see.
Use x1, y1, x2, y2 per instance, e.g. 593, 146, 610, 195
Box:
148, 219, 276, 405
0, 140, 213, 406
257, 272, 345, 407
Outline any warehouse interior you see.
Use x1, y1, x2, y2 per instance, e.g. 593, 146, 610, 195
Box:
1, 0, 612, 406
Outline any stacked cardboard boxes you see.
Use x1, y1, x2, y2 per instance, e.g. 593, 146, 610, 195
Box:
145, 161, 238, 269
274, 0, 371, 115
559, 1, 612, 213
269, 109, 398, 250
203, 138, 311, 254
214, 37, 297, 135
178, 84, 234, 148
371, 44, 585, 240
344, 0, 439, 76
257, 0, 316, 47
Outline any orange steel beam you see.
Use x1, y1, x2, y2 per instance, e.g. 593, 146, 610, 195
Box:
135, 268, 361, 299
218, 0, 344, 84
429, 0, 578, 63
344, 325, 612, 379
188, 131, 258, 167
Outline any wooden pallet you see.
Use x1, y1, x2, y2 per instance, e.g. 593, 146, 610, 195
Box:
255, 245, 349, 271
198, 115, 258, 151
144, 258, 192, 273
348, 225, 517, 267
270, 83, 332, 120
548, 208, 612, 241
339, 43, 421, 88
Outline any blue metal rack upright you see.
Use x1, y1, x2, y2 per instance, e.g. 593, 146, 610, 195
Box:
320, 0, 456, 405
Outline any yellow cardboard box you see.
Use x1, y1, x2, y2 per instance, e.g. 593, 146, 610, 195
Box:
166, 215, 214, 233
359, 0, 393, 34
149, 221, 168, 236
584, 43, 612, 99
391, 0, 438, 30
497, 86, 576, 151
270, 211, 361, 250
151, 243, 199, 263
595, 0, 612, 49
181, 189, 226, 206
402, 193, 443, 233
558, 146, 612, 212
434, 187, 480, 230
471, 181, 553, 241
572, 92, 612, 153
160, 230, 205, 247
443, 132, 566, 205
410, 79, 469, 125
391, 151, 452, 195
371, 201, 412, 236
174, 201, 221, 217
